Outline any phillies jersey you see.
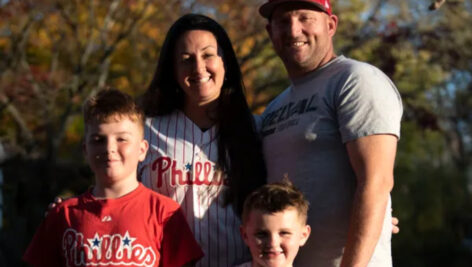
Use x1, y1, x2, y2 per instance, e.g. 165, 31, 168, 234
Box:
23, 183, 203, 267
139, 110, 250, 267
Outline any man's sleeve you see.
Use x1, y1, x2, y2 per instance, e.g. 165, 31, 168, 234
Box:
336, 64, 403, 143
160, 208, 204, 267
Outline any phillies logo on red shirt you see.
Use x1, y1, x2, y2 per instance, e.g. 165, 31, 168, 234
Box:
152, 156, 228, 188
62, 229, 156, 266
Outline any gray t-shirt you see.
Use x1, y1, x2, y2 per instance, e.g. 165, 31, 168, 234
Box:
260, 56, 402, 267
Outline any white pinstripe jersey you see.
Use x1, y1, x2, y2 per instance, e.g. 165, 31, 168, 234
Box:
139, 110, 250, 267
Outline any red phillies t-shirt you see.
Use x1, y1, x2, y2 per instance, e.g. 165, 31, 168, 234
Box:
23, 183, 203, 267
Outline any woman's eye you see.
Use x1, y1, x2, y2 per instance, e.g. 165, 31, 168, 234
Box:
203, 53, 214, 59
181, 56, 191, 63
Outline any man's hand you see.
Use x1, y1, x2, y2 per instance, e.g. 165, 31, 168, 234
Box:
392, 215, 400, 234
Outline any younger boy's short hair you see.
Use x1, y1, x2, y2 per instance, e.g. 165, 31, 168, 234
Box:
83, 88, 145, 135
241, 180, 309, 224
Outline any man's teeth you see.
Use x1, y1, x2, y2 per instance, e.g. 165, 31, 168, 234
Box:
200, 77, 210, 82
293, 42, 305, 46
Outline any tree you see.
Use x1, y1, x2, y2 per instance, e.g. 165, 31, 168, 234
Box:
1, 0, 471, 265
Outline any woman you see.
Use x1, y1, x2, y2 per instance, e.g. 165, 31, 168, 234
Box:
139, 14, 267, 267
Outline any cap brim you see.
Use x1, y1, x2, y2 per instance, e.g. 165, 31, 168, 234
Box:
259, 0, 328, 18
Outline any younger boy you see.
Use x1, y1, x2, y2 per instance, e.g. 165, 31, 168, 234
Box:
238, 181, 311, 267
23, 89, 203, 267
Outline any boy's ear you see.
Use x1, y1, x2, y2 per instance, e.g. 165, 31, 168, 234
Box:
239, 225, 249, 245
82, 140, 91, 164
299, 225, 311, 247
138, 139, 149, 162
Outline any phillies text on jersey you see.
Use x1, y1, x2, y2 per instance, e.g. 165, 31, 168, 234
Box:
140, 111, 250, 267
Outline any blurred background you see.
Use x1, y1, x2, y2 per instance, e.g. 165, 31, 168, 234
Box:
0, 0, 471, 266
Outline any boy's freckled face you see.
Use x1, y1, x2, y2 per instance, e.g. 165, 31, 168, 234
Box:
84, 117, 148, 185
241, 208, 311, 267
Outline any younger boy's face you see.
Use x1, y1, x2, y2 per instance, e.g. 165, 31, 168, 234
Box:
240, 208, 310, 267
84, 116, 148, 185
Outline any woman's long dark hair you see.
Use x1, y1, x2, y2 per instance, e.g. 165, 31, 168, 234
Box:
141, 14, 266, 216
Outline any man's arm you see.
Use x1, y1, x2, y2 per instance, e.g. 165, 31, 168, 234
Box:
340, 134, 397, 267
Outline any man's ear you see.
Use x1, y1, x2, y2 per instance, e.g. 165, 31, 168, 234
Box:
327, 14, 338, 37
299, 225, 311, 247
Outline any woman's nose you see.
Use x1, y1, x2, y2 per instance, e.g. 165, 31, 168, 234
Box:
192, 57, 205, 73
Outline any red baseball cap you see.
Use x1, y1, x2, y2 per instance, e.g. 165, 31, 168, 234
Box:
259, 0, 332, 18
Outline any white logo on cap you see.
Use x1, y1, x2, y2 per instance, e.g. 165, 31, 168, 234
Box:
325, 0, 329, 9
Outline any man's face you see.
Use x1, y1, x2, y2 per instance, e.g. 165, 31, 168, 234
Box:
267, 3, 337, 78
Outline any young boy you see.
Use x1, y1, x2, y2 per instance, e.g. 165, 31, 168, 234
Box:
238, 181, 311, 267
23, 89, 203, 267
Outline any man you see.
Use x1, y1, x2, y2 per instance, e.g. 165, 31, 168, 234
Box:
258, 0, 403, 266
